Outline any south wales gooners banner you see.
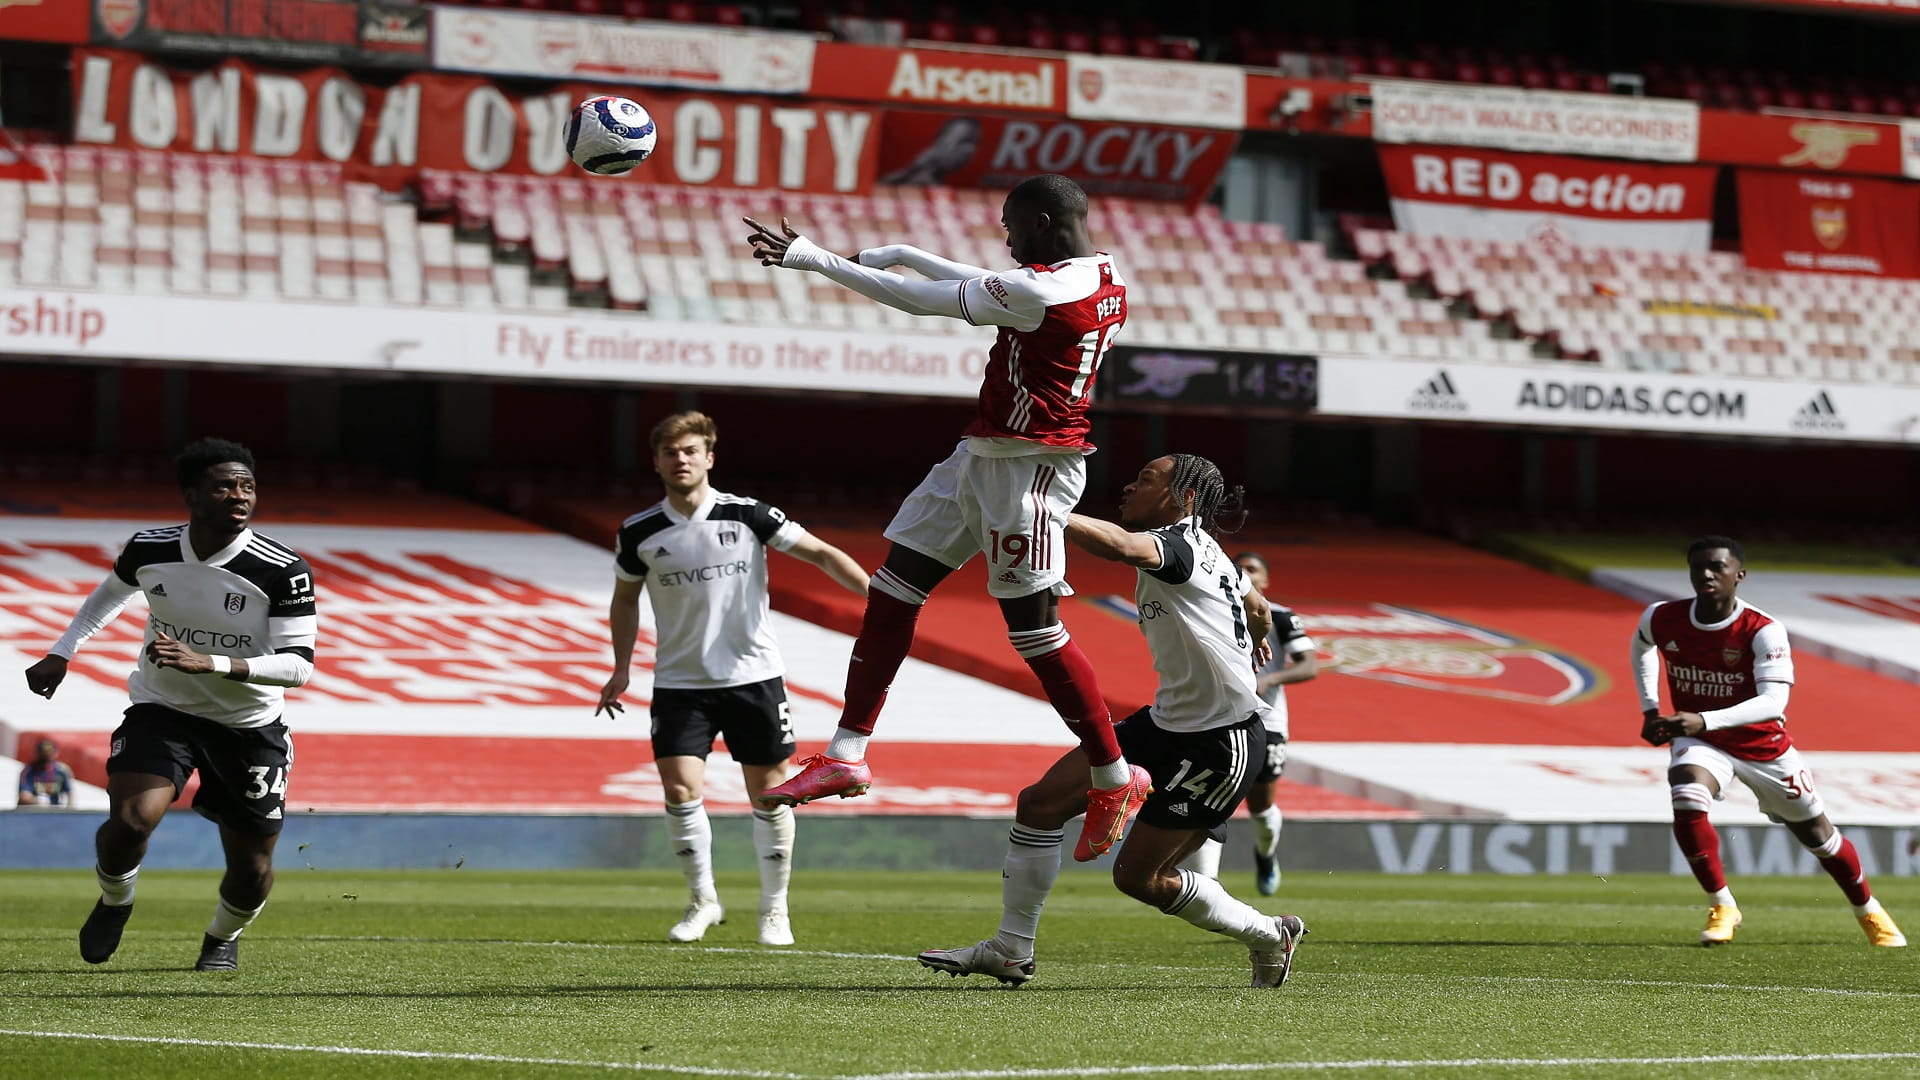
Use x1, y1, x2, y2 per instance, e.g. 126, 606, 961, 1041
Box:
1736, 170, 1920, 278
1378, 145, 1716, 251
1368, 80, 1700, 162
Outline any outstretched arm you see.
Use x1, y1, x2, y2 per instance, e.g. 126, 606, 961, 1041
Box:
1064, 513, 1161, 567
858, 244, 996, 281
781, 533, 870, 598
746, 217, 1044, 330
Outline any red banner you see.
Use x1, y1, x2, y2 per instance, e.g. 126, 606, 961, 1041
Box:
1698, 112, 1904, 175
1737, 170, 1920, 277
810, 42, 1064, 114
69, 49, 880, 193
0, 0, 89, 42
875, 109, 1235, 207
1378, 144, 1717, 250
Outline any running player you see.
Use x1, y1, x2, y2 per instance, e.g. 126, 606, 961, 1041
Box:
918, 454, 1309, 989
595, 411, 867, 946
744, 174, 1148, 862
1634, 536, 1904, 947
22, 438, 318, 971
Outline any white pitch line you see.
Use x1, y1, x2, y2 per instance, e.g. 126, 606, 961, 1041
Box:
4, 1030, 1920, 1079
0, 1029, 797, 1076
844, 1054, 1920, 1079
295, 935, 910, 962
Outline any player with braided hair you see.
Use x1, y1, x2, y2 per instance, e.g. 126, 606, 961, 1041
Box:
920, 454, 1309, 989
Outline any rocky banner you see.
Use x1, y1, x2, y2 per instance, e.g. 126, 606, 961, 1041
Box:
875, 108, 1236, 206
69, 49, 879, 192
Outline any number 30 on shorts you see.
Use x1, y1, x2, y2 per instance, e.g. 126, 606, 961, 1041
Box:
245, 766, 288, 800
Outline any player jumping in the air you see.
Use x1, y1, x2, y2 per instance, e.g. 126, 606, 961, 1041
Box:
23, 438, 318, 971
596, 412, 868, 946
744, 174, 1147, 861
1634, 536, 1904, 947
919, 454, 1308, 988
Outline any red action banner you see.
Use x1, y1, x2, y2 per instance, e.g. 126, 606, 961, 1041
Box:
1698, 111, 1904, 176
1737, 170, 1920, 276
809, 42, 1063, 114
69, 49, 879, 192
875, 109, 1236, 207
1379, 144, 1717, 250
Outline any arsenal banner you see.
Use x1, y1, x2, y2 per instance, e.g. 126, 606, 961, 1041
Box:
70, 50, 880, 193
876, 110, 1236, 207
1378, 145, 1716, 251
1737, 170, 1920, 278
810, 42, 1064, 114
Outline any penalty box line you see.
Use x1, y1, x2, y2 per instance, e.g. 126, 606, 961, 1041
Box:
5, 1030, 1920, 1078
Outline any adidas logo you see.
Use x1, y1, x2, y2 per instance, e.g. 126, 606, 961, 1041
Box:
1663, 640, 1680, 652
265, 807, 282, 820
1168, 802, 1191, 817
653, 546, 671, 558
998, 570, 1020, 583
1408, 369, 1468, 413
150, 583, 167, 596
1790, 390, 1844, 432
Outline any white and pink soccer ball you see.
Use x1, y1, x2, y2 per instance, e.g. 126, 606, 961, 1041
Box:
566, 96, 657, 176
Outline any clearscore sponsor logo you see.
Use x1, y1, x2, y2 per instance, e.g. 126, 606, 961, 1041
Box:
3, 294, 107, 348
1515, 380, 1745, 419
886, 52, 1054, 109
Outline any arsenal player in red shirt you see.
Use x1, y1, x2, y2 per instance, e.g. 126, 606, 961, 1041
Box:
1633, 536, 1904, 947
744, 175, 1148, 862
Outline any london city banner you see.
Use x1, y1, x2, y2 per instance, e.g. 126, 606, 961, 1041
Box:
1315, 354, 1920, 444
1378, 144, 1717, 251
69, 50, 880, 192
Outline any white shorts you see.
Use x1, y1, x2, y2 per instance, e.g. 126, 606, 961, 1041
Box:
1671, 737, 1825, 823
884, 442, 1086, 599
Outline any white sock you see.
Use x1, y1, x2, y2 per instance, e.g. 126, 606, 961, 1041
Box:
665, 800, 716, 900
826, 728, 870, 762
1090, 760, 1130, 790
1163, 869, 1283, 948
992, 824, 1064, 956
1178, 838, 1222, 879
1251, 805, 1283, 859
97, 863, 138, 907
1856, 897, 1885, 917
1710, 887, 1736, 906
206, 896, 265, 942
753, 805, 795, 914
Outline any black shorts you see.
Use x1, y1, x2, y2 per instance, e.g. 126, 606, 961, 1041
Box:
1115, 706, 1263, 833
650, 677, 795, 766
1254, 728, 1288, 784
107, 703, 292, 836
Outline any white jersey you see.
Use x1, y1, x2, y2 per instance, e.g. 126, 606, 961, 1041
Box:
1134, 518, 1270, 733
78, 526, 318, 728
613, 489, 805, 690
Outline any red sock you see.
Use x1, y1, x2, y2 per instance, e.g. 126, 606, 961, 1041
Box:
837, 591, 921, 737
1673, 810, 1727, 894
1022, 640, 1121, 768
1817, 836, 1873, 906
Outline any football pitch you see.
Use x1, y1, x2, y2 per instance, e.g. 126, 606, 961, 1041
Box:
2, 868, 1916, 1079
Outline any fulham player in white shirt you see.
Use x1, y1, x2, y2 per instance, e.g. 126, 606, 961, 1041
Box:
25, 438, 318, 972
918, 454, 1308, 989
596, 412, 867, 946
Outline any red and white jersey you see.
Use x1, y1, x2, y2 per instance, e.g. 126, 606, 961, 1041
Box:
1636, 598, 1795, 761
956, 254, 1126, 450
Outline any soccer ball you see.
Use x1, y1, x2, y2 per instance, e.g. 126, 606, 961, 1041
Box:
566, 96, 657, 176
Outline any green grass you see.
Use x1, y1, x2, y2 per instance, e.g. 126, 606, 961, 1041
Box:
2, 869, 1917, 1078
